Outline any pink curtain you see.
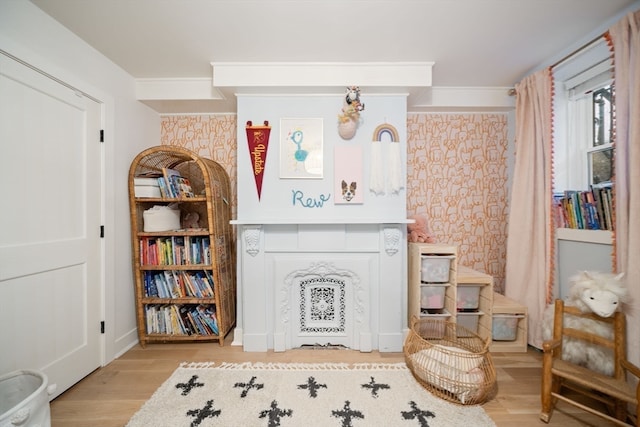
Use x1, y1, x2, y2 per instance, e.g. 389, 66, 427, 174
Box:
504, 68, 554, 349
607, 10, 640, 367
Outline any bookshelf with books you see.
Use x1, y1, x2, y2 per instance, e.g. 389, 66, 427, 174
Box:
553, 182, 614, 231
554, 183, 613, 300
128, 146, 236, 347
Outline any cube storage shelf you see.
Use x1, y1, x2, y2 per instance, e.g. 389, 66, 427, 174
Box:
408, 243, 493, 341
456, 265, 493, 342
490, 292, 528, 353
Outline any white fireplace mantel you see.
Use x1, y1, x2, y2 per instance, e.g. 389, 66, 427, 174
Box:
231, 218, 413, 225
234, 222, 408, 352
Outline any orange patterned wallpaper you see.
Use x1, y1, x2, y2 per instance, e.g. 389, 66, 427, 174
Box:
160, 115, 238, 219
406, 114, 509, 292
161, 113, 509, 292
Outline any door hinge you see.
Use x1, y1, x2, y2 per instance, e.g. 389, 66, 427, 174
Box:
100, 225, 104, 238
100, 129, 104, 142
101, 321, 105, 334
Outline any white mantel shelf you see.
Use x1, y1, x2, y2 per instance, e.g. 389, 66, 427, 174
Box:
231, 219, 412, 225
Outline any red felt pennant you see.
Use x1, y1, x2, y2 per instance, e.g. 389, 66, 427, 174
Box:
245, 120, 271, 200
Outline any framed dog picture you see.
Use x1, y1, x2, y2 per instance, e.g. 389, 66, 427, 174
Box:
334, 145, 363, 204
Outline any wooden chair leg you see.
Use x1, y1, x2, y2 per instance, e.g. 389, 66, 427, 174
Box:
614, 399, 627, 424
540, 372, 555, 422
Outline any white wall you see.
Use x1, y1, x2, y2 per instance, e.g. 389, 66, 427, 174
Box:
0, 1, 159, 364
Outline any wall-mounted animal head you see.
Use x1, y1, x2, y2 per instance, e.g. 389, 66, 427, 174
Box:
344, 86, 364, 112
568, 271, 627, 317
341, 180, 357, 202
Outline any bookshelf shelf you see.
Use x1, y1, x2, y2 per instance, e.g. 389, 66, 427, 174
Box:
556, 228, 613, 244
128, 146, 236, 347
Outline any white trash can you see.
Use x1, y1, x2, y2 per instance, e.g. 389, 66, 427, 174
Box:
0, 370, 56, 427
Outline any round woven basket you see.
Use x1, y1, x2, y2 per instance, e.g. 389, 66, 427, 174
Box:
403, 316, 496, 405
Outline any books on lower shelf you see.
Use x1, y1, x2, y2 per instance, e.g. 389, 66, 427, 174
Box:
145, 304, 219, 336
140, 236, 211, 266
553, 182, 613, 231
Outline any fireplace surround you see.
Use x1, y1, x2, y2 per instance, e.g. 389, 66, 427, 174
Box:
233, 221, 408, 352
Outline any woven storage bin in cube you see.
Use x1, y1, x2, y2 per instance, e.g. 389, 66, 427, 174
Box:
403, 316, 496, 405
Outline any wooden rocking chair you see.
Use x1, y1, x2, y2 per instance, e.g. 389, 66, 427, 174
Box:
540, 299, 640, 426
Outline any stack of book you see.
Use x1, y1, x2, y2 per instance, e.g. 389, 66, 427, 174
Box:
145, 304, 219, 336
134, 176, 162, 198
139, 236, 211, 266
143, 270, 215, 299
553, 183, 614, 230
157, 167, 194, 198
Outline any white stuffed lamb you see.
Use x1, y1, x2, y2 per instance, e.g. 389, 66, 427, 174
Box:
542, 271, 627, 376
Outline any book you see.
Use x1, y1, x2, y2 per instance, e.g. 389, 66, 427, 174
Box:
171, 175, 194, 198
162, 168, 182, 198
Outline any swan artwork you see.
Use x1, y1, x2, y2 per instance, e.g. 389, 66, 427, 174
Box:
289, 129, 308, 168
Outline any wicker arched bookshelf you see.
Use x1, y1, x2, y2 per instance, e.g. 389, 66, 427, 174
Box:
128, 146, 235, 347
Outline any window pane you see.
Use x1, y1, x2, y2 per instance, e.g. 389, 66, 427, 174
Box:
593, 85, 612, 147
590, 148, 613, 184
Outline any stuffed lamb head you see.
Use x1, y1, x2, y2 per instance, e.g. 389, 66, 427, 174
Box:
569, 271, 626, 318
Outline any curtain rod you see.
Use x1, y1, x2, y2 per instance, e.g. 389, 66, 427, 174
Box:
550, 31, 609, 69
508, 30, 609, 96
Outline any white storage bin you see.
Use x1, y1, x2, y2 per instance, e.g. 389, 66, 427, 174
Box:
420, 284, 449, 309
420, 255, 453, 283
143, 205, 181, 232
0, 370, 55, 427
492, 314, 525, 341
419, 308, 451, 320
456, 311, 483, 335
456, 285, 482, 310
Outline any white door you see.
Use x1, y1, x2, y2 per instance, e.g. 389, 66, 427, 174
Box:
0, 53, 102, 399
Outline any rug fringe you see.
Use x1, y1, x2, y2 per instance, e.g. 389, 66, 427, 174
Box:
178, 361, 408, 371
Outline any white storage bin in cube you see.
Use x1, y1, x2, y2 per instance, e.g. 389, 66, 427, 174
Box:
419, 308, 451, 320
420, 255, 453, 283
456, 311, 483, 334
456, 285, 482, 310
492, 314, 525, 341
420, 284, 449, 309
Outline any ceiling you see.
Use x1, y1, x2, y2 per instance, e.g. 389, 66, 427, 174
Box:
30, 0, 638, 114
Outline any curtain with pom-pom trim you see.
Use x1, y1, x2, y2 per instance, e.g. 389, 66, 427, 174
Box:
504, 67, 554, 350
607, 9, 640, 369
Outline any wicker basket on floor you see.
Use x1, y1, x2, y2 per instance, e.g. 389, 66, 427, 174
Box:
404, 316, 496, 405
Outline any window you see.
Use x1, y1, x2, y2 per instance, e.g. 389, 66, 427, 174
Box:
590, 85, 613, 185
553, 39, 614, 194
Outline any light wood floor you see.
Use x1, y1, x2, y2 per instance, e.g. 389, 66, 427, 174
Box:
50, 335, 619, 427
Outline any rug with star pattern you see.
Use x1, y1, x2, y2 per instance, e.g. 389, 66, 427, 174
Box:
125, 362, 496, 427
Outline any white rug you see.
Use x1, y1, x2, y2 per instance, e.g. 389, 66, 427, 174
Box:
126, 362, 496, 427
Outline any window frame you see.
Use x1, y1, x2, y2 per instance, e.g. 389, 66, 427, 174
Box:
553, 41, 613, 194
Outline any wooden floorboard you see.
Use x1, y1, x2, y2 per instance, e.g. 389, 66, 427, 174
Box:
50, 336, 620, 427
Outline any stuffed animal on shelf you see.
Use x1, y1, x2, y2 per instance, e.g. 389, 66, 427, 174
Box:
407, 214, 436, 243
541, 270, 627, 376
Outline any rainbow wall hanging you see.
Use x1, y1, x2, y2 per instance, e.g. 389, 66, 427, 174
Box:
373, 123, 399, 143
370, 123, 403, 195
